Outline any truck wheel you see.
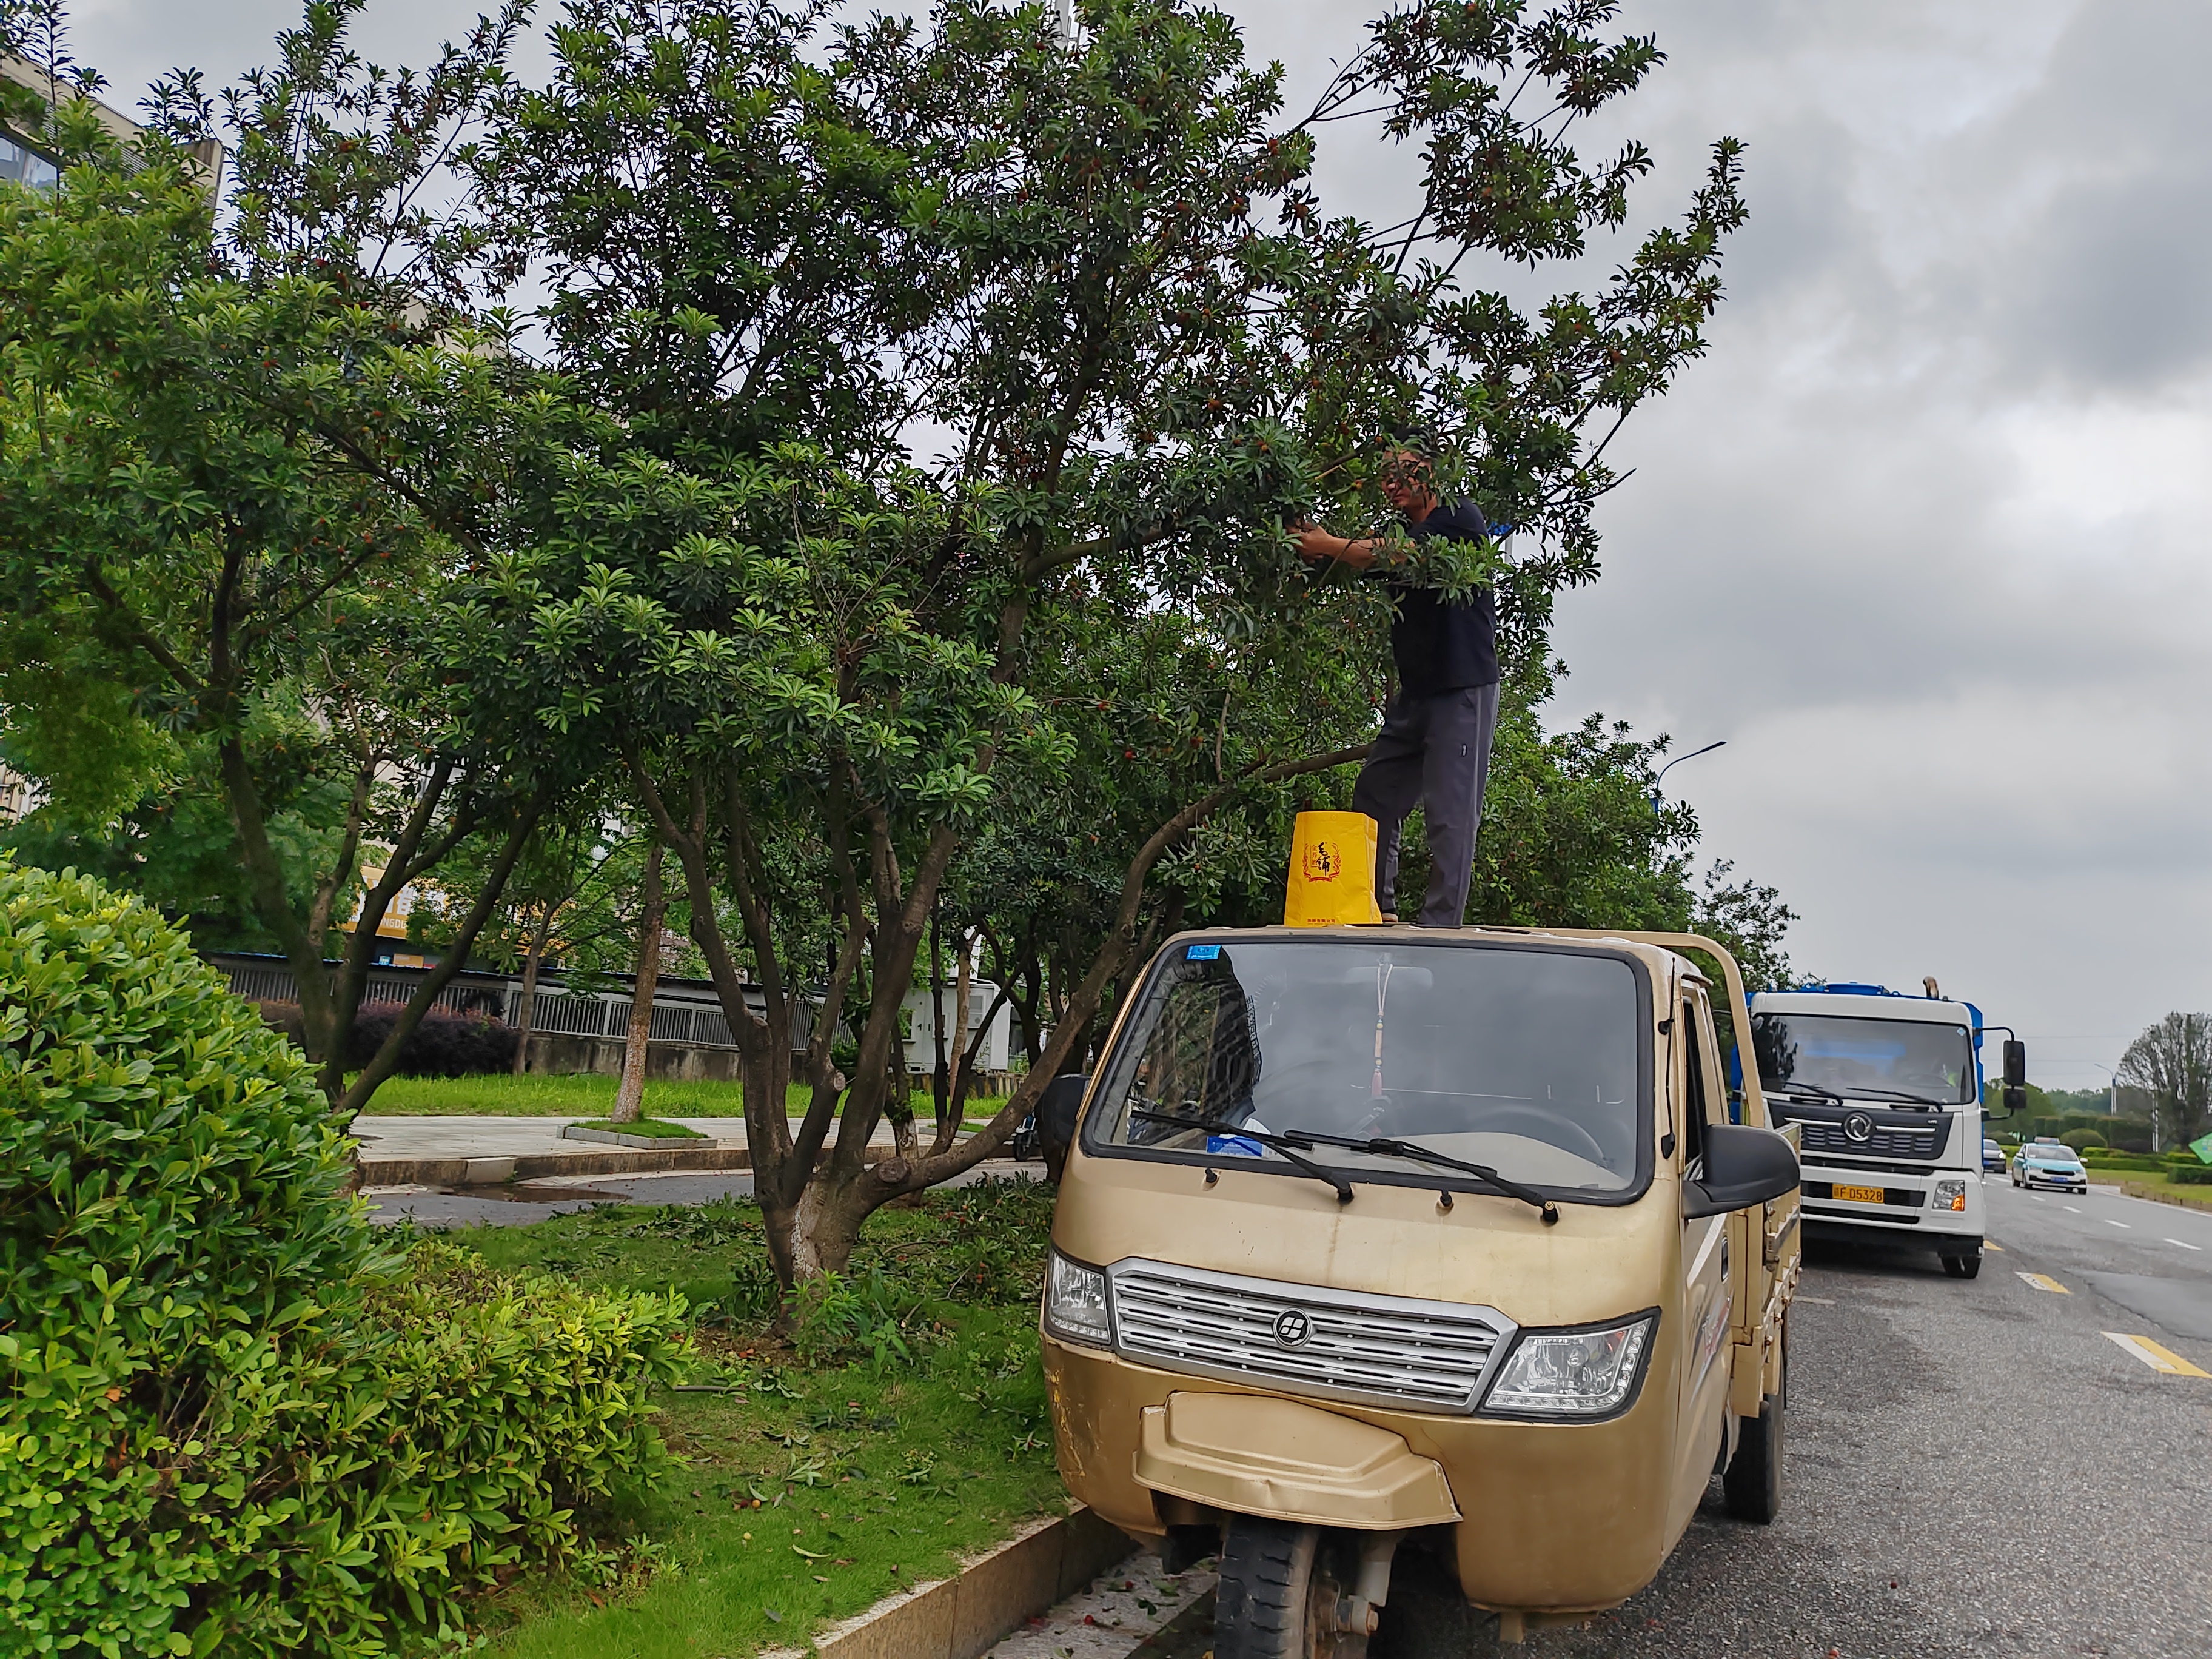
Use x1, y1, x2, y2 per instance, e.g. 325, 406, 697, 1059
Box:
1723, 1327, 1786, 1524
1942, 1249, 1982, 1279
1216, 1517, 1364, 1659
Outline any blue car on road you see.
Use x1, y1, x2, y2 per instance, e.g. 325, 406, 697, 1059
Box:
2011, 1142, 2089, 1193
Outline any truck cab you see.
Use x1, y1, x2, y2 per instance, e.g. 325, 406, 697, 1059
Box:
1038, 927, 1801, 1649
1748, 984, 2000, 1279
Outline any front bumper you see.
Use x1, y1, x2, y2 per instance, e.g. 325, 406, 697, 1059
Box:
2020, 1169, 2089, 1191
1042, 1330, 1684, 1614
1798, 1164, 1982, 1236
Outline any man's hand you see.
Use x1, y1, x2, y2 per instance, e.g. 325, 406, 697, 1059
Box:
1295, 523, 1379, 569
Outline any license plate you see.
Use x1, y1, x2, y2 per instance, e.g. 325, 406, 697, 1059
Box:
1833, 1184, 1885, 1204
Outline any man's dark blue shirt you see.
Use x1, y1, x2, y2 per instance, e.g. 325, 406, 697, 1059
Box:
1384, 499, 1498, 697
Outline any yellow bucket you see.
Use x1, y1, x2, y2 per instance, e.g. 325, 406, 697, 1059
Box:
1283, 811, 1382, 927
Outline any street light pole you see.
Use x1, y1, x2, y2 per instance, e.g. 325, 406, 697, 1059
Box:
1650, 739, 1726, 809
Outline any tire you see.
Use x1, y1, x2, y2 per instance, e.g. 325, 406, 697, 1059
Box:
1216, 1517, 1364, 1659
1723, 1324, 1786, 1524
1942, 1248, 1982, 1279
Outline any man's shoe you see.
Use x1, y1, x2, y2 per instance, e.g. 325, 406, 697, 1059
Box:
1379, 911, 1399, 923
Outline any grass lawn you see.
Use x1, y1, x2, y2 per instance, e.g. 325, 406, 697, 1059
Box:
364, 1071, 1011, 1124
2099, 1173, 2212, 1211
437, 1178, 1071, 1657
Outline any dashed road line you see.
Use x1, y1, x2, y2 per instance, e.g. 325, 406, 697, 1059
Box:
2103, 1332, 2212, 1378
2168, 1239, 2203, 1252
1795, 1295, 1835, 1305
2105, 1218, 2132, 1228
2064, 1205, 2082, 1213
2017, 1272, 2070, 1295
1985, 1241, 2004, 1252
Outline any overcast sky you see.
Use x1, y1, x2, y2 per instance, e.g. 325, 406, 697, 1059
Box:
58, 0, 2209, 1091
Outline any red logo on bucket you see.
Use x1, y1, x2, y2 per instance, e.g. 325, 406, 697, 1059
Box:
1302, 840, 1342, 883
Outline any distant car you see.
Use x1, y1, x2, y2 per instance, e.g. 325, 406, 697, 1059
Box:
2011, 1144, 2089, 1193
1982, 1138, 2006, 1173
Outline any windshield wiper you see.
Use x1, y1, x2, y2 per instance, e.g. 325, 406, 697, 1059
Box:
1837, 1085, 1949, 1108
1275, 1128, 1560, 1226
1130, 1110, 1355, 1204
1767, 1079, 1841, 1102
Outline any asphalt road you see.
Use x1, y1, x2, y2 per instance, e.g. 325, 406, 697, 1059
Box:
1052, 1179, 2212, 1659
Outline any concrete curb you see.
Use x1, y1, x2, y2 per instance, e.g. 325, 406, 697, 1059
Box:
560, 1122, 716, 1150
358, 1145, 762, 1187
766, 1506, 1138, 1659
357, 1141, 1025, 1188
2119, 1180, 2212, 1212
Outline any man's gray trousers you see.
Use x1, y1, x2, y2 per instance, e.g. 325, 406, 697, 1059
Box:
1350, 681, 1500, 928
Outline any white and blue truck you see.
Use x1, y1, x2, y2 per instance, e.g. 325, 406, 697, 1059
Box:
1743, 983, 2024, 1281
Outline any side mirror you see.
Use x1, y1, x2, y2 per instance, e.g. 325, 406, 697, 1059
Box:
1683, 1122, 1801, 1219
2003, 1039, 2027, 1089
2001, 1084, 2026, 1118
1037, 1073, 1089, 1184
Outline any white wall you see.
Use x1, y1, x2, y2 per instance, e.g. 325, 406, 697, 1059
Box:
902, 980, 1014, 1074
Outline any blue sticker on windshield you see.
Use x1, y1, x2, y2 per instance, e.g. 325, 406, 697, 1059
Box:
1185, 943, 1221, 960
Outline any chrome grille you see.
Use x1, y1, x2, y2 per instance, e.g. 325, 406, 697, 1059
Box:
1795, 1121, 1943, 1158
1107, 1258, 1515, 1415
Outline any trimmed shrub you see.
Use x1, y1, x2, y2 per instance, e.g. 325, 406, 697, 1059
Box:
347, 1001, 518, 1076
253, 999, 520, 1076
2170, 1164, 2212, 1185
0, 860, 685, 1656
2060, 1128, 2106, 1151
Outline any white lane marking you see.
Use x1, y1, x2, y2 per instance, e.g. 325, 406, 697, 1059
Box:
1795, 1295, 1836, 1305
2169, 1239, 2204, 1252
2103, 1332, 2212, 1378
2016, 1272, 2070, 1294
2105, 1218, 2131, 1228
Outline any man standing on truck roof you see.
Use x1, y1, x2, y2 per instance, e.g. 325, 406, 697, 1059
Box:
1295, 432, 1501, 928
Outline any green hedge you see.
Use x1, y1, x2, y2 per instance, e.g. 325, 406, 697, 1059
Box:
2082, 1150, 2167, 1172
0, 859, 687, 1656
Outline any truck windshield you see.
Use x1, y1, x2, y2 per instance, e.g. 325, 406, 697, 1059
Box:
1752, 1013, 1974, 1105
1087, 939, 1646, 1195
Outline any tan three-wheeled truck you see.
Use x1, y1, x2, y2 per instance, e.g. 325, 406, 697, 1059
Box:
1034, 927, 1801, 1652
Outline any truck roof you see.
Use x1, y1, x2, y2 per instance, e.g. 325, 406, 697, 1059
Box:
1166, 925, 1706, 987
1751, 988, 1977, 1027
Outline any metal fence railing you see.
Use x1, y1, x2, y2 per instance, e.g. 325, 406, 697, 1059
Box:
205, 953, 795, 1053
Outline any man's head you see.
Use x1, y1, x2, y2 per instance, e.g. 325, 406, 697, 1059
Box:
1376, 427, 1439, 519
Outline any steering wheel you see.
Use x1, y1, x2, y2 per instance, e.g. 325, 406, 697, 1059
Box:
1458, 1103, 1612, 1165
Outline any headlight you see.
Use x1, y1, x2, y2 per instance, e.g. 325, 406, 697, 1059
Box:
1044, 1249, 1111, 1347
1933, 1178, 1968, 1212
1479, 1312, 1657, 1419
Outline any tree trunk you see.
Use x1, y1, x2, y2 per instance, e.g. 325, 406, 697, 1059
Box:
512, 906, 553, 1076
947, 930, 973, 1135
928, 904, 950, 1133
612, 839, 665, 1125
